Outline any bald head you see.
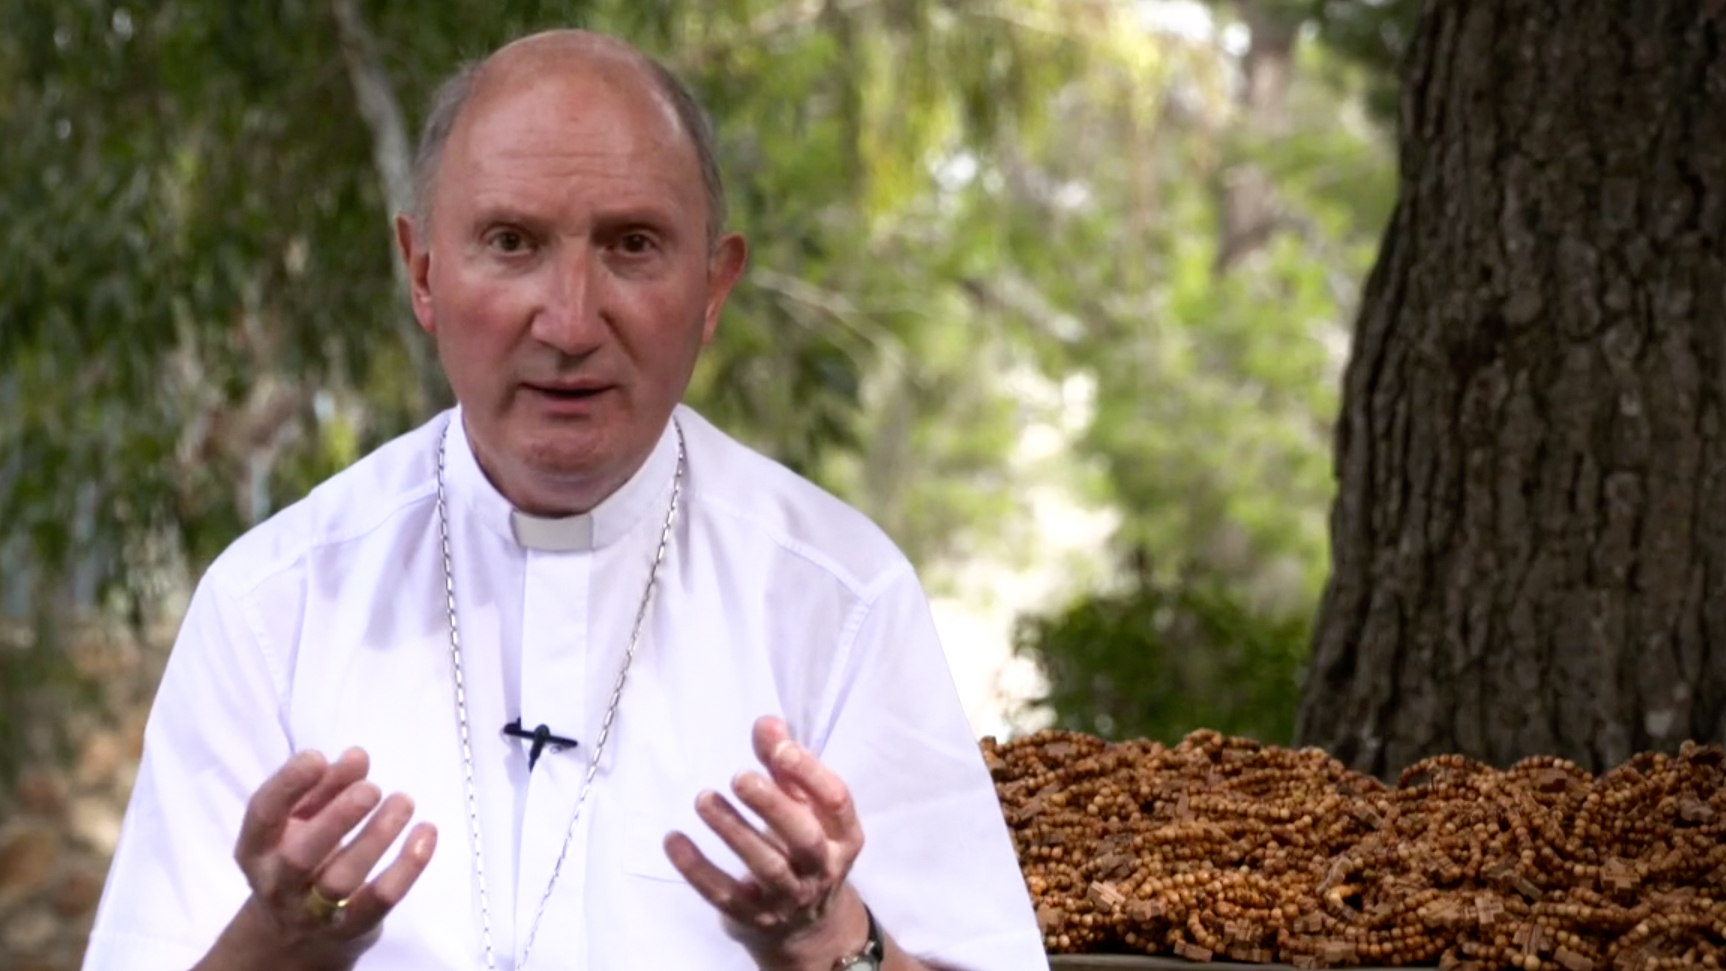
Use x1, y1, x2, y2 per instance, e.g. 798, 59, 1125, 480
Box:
410, 30, 728, 247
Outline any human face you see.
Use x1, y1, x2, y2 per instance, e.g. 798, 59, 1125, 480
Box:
397, 59, 746, 515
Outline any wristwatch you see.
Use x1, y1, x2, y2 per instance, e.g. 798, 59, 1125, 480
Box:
831, 905, 884, 970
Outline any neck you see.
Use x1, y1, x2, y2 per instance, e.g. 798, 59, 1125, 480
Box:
464, 429, 648, 519
490, 469, 626, 518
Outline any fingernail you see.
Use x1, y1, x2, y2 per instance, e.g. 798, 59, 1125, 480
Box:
773, 740, 799, 769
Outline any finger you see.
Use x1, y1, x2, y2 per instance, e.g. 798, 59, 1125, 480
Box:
237, 750, 329, 862
288, 747, 370, 820
695, 789, 804, 899
752, 717, 829, 809
664, 830, 772, 927
333, 822, 437, 936
752, 717, 825, 815
752, 716, 807, 802
276, 780, 382, 878
764, 739, 863, 848
751, 715, 793, 772
730, 771, 829, 876
312, 793, 416, 897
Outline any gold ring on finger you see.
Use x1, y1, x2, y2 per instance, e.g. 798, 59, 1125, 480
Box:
305, 885, 351, 924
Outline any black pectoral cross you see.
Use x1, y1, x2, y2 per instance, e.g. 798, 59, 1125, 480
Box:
502, 717, 579, 770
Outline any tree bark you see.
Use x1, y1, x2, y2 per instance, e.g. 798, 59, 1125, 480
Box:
1299, 0, 1726, 776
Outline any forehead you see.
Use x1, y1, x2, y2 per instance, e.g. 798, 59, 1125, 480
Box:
436, 60, 705, 221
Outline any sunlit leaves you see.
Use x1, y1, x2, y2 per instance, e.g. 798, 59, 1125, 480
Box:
1005, 3, 1400, 739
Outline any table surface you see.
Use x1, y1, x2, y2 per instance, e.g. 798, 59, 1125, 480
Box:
1047, 956, 1413, 970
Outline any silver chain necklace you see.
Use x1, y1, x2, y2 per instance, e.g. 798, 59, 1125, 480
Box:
435, 418, 685, 970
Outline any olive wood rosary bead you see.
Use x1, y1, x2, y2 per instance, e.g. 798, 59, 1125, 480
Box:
985, 730, 1726, 969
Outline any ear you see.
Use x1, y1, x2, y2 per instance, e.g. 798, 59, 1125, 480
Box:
700, 233, 748, 344
395, 213, 436, 336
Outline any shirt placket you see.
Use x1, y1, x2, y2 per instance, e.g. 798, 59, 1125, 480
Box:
512, 546, 591, 968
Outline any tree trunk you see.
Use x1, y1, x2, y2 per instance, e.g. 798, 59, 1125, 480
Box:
1213, 0, 1301, 275
1298, 1, 1726, 777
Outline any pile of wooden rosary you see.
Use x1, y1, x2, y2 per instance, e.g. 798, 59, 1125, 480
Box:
984, 729, 1726, 970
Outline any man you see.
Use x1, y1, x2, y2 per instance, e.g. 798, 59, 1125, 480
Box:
82, 28, 1045, 971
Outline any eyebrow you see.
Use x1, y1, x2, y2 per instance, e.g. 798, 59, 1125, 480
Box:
463, 199, 685, 236
591, 206, 682, 234
465, 202, 553, 231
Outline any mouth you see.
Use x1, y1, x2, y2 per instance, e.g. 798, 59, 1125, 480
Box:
523, 382, 610, 401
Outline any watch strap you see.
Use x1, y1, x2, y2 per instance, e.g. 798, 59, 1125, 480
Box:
831, 903, 884, 970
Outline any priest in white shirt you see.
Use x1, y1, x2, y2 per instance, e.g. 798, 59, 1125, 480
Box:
81, 26, 1046, 971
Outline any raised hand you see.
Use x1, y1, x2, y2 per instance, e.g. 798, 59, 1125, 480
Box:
212, 747, 436, 971
664, 716, 873, 971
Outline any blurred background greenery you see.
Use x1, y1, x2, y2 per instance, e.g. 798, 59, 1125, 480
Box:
0, 0, 1416, 782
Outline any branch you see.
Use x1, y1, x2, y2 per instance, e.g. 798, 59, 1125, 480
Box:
330, 0, 445, 413
677, 0, 876, 72
750, 267, 907, 371
959, 1, 1107, 41
331, 0, 413, 220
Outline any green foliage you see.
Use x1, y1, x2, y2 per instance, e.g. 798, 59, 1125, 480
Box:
0, 0, 1106, 776
1, 0, 1404, 774
1303, 0, 1423, 119
0, 0, 1092, 588
1204, 0, 1424, 120
1007, 7, 1396, 741
1012, 567, 1310, 744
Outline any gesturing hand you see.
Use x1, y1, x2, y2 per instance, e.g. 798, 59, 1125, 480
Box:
223, 747, 436, 971
664, 716, 872, 971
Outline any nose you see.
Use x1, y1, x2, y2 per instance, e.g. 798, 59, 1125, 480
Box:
531, 243, 606, 355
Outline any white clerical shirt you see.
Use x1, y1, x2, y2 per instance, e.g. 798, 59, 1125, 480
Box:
82, 406, 1047, 971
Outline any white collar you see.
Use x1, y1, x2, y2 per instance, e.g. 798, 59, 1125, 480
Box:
442, 406, 682, 553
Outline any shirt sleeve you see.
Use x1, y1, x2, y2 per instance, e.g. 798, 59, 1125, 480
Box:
815, 565, 1049, 971
82, 569, 294, 971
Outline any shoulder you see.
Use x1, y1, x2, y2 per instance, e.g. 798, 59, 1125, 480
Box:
675, 406, 912, 599
203, 412, 448, 595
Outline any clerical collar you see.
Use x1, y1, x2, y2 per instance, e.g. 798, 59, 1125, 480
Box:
441, 406, 684, 553
509, 508, 593, 552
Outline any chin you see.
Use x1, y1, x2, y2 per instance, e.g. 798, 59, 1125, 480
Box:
517, 436, 609, 480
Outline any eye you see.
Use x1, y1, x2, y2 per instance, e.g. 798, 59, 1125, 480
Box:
617, 232, 657, 256
486, 229, 531, 254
